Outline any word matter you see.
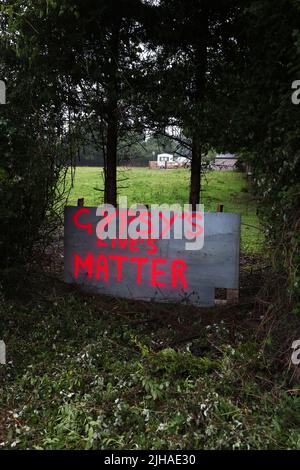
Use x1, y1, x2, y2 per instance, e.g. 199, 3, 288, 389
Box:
74, 252, 187, 288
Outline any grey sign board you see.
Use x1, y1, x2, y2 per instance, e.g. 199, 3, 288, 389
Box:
64, 206, 240, 307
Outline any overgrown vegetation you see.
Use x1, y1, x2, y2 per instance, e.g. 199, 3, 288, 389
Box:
0, 268, 299, 450
0, 3, 78, 266
226, 0, 300, 306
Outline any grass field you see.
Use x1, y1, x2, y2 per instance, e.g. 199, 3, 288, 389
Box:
67, 167, 263, 253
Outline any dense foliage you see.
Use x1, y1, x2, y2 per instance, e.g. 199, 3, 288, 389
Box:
1, 273, 299, 450
230, 0, 300, 302
0, 2, 79, 265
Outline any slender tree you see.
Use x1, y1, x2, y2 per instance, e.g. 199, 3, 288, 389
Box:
143, 0, 239, 208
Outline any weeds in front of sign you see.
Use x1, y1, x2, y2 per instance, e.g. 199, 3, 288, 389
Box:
0, 268, 299, 450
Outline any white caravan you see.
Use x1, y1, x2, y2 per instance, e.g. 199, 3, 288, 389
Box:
157, 153, 174, 168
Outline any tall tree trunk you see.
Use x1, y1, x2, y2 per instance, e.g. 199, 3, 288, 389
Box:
105, 22, 120, 207
189, 137, 202, 210
105, 101, 118, 206
189, 1, 208, 210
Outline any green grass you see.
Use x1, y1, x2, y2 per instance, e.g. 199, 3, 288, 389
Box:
67, 167, 263, 253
